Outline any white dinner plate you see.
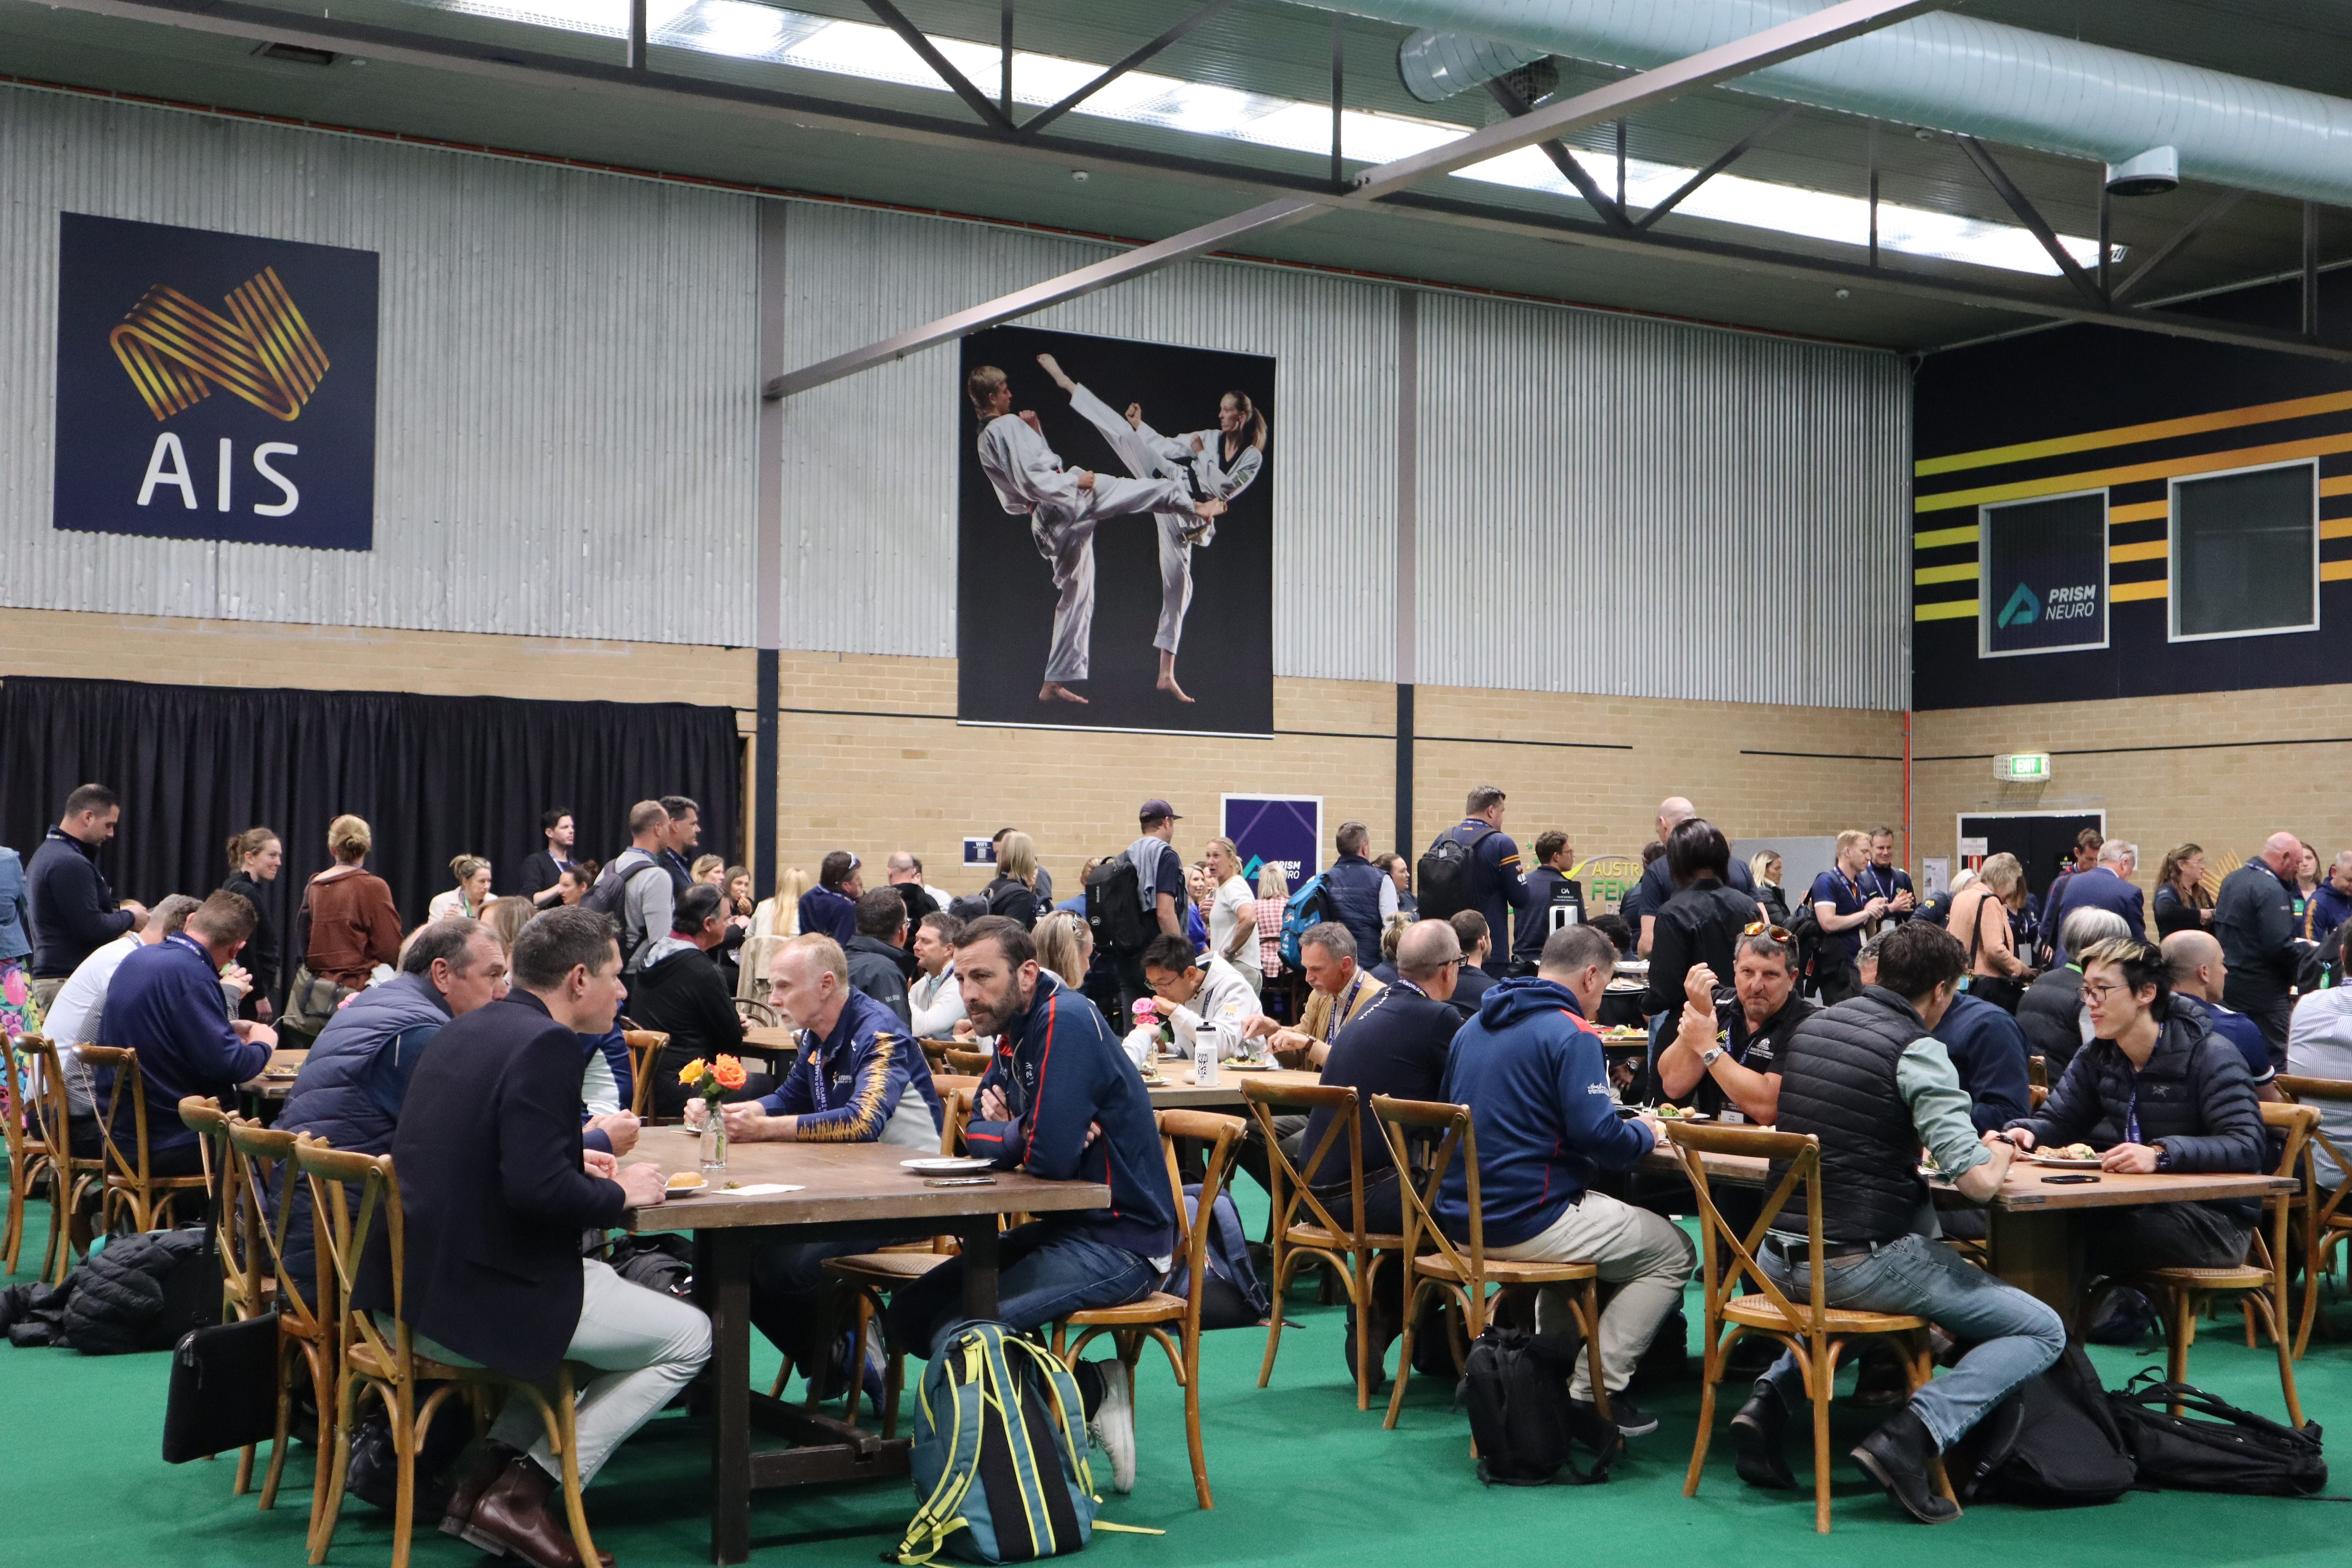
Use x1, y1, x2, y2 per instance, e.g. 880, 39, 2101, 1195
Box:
903, 1156, 995, 1175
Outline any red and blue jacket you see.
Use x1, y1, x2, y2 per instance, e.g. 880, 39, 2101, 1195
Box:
966, 971, 1174, 1259
1437, 976, 1653, 1248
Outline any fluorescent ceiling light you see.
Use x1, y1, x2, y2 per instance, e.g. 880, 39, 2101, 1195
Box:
400, 0, 2105, 276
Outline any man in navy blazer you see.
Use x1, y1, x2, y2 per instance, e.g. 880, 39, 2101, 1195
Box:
2045, 842, 2147, 964
358, 906, 708, 1568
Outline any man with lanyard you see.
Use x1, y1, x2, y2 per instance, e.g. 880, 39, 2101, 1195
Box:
1512, 831, 1585, 978
885, 915, 1172, 1495
716, 934, 945, 1405
1434, 785, 1530, 953
2214, 831, 2304, 1065
1808, 831, 1887, 1005
1267, 923, 1385, 1068
1859, 828, 1916, 927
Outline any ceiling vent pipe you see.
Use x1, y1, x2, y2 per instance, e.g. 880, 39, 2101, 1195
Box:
1356, 0, 2352, 209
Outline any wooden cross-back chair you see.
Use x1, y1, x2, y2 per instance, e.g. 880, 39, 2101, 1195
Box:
1666, 1121, 1947, 1534
1050, 1109, 1246, 1510
2276, 1074, 2352, 1356
771, 1090, 975, 1428
14, 1036, 90, 1283
917, 1038, 960, 1076
943, 1046, 993, 1078
1370, 1094, 1608, 1442
227, 1118, 341, 1552
80, 1045, 212, 1236
176, 1098, 265, 1326
1, 1033, 59, 1276
297, 1139, 597, 1568
2122, 1101, 2314, 1427
1243, 1079, 1401, 1410
621, 1030, 668, 1118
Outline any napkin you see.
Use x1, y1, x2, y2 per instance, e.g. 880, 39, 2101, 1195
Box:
717, 1183, 805, 1196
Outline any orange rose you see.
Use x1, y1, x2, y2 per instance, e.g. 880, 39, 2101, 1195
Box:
677, 1057, 708, 1087
712, 1055, 748, 1091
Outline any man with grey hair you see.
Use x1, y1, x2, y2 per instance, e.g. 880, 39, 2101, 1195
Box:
2044, 838, 2146, 964
2015, 906, 2131, 1073
1267, 922, 1383, 1070
886, 850, 945, 926
2216, 830, 2305, 1063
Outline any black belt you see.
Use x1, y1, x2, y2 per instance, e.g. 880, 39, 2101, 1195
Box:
1763, 1234, 1878, 1262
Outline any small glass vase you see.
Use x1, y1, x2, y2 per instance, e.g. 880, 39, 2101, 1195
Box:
699, 1112, 728, 1173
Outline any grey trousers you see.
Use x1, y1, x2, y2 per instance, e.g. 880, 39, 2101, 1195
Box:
1487, 1191, 1697, 1401
401, 1259, 711, 1485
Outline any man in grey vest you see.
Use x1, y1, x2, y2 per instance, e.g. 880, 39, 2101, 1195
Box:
1729, 922, 2063, 1524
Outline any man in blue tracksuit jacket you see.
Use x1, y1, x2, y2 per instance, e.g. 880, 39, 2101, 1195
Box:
1438, 923, 1694, 1439
885, 915, 1173, 1494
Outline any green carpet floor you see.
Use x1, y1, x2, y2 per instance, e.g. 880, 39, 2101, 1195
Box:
6, 1175, 2351, 1568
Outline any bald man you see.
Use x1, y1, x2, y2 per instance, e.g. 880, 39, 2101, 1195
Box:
2161, 930, 2281, 1100
2213, 831, 2305, 1065
1632, 795, 1758, 957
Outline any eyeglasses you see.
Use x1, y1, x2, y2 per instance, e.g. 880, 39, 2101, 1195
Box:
1742, 920, 1795, 943
2080, 980, 2132, 1000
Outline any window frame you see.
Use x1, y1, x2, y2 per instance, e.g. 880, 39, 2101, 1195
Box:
2166, 456, 2320, 645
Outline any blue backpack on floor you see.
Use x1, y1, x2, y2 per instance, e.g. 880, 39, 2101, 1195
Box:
898, 1322, 1100, 1564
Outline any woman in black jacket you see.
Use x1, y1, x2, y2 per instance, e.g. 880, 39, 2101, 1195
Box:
985, 830, 1042, 929
221, 826, 283, 1021
1999, 934, 2267, 1274
2151, 842, 2214, 940
1644, 818, 1761, 1016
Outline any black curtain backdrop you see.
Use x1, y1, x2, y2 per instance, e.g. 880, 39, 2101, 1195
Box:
0, 677, 741, 969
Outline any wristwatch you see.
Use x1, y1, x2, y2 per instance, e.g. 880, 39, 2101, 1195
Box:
1699, 1045, 1727, 1067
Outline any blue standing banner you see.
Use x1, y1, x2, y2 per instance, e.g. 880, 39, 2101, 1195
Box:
1221, 795, 1322, 888
52, 212, 380, 551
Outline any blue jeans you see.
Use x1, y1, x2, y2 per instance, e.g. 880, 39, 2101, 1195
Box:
885, 1222, 1158, 1359
1755, 1231, 2065, 1450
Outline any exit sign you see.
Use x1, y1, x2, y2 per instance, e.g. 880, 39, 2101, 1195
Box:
1996, 752, 2052, 782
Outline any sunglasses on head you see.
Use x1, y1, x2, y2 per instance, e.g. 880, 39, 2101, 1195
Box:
1742, 920, 1795, 943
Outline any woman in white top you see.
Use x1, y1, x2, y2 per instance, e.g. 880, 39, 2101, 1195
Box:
428, 855, 490, 922
1203, 837, 1261, 995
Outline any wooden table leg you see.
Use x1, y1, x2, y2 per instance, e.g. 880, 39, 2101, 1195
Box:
958, 1217, 1001, 1321
700, 1229, 753, 1566
1986, 1207, 2083, 1331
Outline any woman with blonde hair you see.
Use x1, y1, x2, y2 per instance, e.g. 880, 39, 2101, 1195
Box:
985, 831, 1042, 929
755, 866, 811, 940
2153, 842, 2215, 939
1203, 837, 1261, 994
288, 814, 403, 1035
477, 894, 534, 954
428, 854, 491, 921
1253, 861, 1291, 983
1947, 852, 2031, 1008
1033, 907, 1094, 989
1749, 849, 1790, 926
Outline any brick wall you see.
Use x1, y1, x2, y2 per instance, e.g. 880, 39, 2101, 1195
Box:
0, 608, 1912, 899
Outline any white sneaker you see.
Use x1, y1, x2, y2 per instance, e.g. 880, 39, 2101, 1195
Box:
1084, 1359, 1136, 1494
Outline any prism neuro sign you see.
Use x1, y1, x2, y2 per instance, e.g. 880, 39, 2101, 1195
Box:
52, 213, 380, 550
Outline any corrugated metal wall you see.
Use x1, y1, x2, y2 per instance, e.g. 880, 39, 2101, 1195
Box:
0, 87, 759, 646
778, 202, 1400, 683
1415, 292, 1911, 709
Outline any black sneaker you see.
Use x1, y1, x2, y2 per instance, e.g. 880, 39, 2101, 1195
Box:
1851, 1408, 1960, 1524
1572, 1393, 1659, 1437
1730, 1385, 1797, 1490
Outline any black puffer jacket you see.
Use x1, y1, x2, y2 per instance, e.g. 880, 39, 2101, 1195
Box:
60, 1229, 214, 1354
2011, 1008, 2267, 1212
2015, 965, 2085, 1069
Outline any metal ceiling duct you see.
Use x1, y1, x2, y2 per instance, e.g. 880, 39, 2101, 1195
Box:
1353, 0, 2352, 208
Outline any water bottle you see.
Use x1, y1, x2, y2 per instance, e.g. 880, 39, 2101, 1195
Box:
1180, 1012, 1216, 1087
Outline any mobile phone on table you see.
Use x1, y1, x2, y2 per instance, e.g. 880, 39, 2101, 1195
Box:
925, 1176, 996, 1187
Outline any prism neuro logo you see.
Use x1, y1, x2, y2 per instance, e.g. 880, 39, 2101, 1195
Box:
1997, 583, 2039, 628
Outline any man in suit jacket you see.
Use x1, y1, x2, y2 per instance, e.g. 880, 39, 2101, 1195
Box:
357, 906, 708, 1568
2045, 841, 2147, 964
517, 808, 579, 910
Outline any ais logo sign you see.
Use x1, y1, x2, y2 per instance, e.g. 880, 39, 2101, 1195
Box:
53, 213, 379, 550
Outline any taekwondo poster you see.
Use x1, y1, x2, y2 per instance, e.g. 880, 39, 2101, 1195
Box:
956, 324, 1274, 736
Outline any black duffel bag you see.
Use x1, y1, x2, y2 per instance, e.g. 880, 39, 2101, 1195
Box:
2108, 1370, 2327, 1497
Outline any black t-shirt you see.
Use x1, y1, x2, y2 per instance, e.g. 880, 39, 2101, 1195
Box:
1636, 852, 1754, 921
1669, 991, 1816, 1119
1301, 982, 1459, 1191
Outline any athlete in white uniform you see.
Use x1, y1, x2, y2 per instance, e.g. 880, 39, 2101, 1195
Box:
967, 362, 1225, 706
1036, 354, 1267, 704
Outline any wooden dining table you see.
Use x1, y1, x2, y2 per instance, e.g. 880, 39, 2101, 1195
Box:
1641, 1143, 2296, 1323
239, 1044, 309, 1107
617, 1126, 1109, 1565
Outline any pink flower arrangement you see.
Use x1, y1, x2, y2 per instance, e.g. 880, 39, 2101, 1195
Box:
1131, 998, 1160, 1021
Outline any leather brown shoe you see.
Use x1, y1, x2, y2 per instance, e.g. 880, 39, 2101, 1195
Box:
459, 1457, 612, 1568
441, 1439, 522, 1542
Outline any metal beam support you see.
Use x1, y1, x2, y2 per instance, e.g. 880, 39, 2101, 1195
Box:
1953, 133, 2104, 307
855, 0, 1015, 136
2109, 189, 2247, 303
2306, 201, 2323, 339
1485, 78, 1631, 231
625, 0, 646, 71
42, 0, 2352, 372
1014, 0, 1240, 140
1634, 104, 1799, 230
1615, 118, 1627, 212
1330, 15, 1344, 192
1867, 119, 1880, 265
2098, 181, 2112, 302
999, 0, 1012, 121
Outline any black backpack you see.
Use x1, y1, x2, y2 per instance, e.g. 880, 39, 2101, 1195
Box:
1947, 1341, 2136, 1506
1417, 823, 1497, 924
1457, 1325, 1615, 1487
1084, 854, 1152, 958
2108, 1370, 2328, 1496
582, 856, 670, 949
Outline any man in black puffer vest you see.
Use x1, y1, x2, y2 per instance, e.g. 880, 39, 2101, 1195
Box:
1730, 922, 2063, 1525
1999, 935, 2267, 1276
1324, 820, 1393, 960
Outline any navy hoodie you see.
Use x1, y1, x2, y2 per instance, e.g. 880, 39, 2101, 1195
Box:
1438, 976, 1653, 1247
966, 971, 1174, 1260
